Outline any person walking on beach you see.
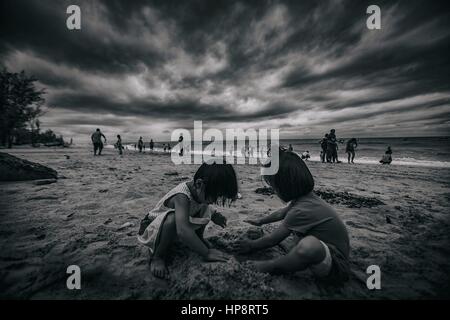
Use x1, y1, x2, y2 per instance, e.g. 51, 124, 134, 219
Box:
319, 134, 328, 163
115, 135, 123, 155
138, 137, 144, 153
345, 138, 358, 164
91, 128, 107, 156
150, 139, 154, 151
380, 146, 393, 164
168, 143, 171, 152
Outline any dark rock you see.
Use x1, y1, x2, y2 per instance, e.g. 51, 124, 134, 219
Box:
0, 152, 57, 181
164, 171, 179, 176
255, 187, 275, 196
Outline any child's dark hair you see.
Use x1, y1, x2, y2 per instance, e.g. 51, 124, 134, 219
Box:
194, 162, 238, 205
262, 148, 314, 202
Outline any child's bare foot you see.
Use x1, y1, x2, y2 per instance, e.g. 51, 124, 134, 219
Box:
150, 257, 169, 279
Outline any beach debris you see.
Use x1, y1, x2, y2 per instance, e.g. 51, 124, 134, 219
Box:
34, 179, 57, 186
98, 189, 108, 193
315, 189, 384, 208
0, 152, 57, 181
64, 155, 70, 159
28, 195, 59, 201
254, 187, 275, 196
104, 218, 113, 225
118, 222, 134, 230
174, 176, 189, 181
108, 167, 117, 171
66, 212, 76, 218
386, 216, 392, 224
237, 192, 243, 199
164, 171, 179, 176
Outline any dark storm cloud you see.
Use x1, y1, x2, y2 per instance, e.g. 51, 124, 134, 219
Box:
1, 0, 449, 140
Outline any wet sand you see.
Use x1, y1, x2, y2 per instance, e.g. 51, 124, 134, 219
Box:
0, 146, 449, 299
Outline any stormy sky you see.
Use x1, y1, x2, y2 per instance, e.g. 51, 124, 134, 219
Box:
1, 0, 449, 142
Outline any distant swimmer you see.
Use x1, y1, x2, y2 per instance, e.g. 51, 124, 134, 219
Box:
138, 137, 144, 153
91, 128, 107, 156
380, 146, 393, 164
346, 138, 358, 164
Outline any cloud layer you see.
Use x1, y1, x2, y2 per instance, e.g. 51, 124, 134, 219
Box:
1, 0, 449, 141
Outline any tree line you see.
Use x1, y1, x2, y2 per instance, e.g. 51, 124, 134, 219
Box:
0, 68, 64, 148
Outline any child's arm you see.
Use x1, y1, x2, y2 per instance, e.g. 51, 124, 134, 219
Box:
173, 195, 228, 262
235, 224, 291, 253
245, 205, 290, 226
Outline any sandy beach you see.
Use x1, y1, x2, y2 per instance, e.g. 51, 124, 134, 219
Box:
0, 146, 449, 299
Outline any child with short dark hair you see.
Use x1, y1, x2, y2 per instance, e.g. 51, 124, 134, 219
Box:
236, 149, 350, 283
138, 162, 238, 278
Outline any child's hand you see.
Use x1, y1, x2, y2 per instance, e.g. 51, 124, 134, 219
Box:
244, 218, 263, 226
204, 249, 229, 262
211, 211, 227, 228
234, 239, 254, 254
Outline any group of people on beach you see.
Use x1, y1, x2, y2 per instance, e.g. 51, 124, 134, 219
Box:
318, 129, 357, 164
91, 128, 393, 165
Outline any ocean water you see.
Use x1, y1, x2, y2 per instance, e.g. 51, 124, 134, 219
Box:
111, 136, 450, 168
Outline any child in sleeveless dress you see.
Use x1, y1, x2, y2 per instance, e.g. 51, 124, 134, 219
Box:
138, 162, 238, 278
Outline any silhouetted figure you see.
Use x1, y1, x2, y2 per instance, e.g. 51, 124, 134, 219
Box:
91, 128, 106, 156
178, 134, 184, 156
138, 137, 144, 153
288, 144, 293, 152
346, 138, 358, 164
319, 134, 328, 163
116, 135, 123, 155
150, 139, 154, 151
327, 129, 339, 163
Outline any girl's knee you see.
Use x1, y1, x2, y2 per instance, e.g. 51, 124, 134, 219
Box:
163, 212, 176, 228
295, 236, 326, 262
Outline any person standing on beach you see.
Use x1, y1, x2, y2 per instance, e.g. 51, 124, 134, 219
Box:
178, 134, 184, 156
150, 139, 154, 151
115, 135, 123, 155
91, 128, 107, 156
319, 134, 328, 163
327, 129, 339, 163
288, 144, 293, 152
138, 137, 144, 153
345, 138, 358, 164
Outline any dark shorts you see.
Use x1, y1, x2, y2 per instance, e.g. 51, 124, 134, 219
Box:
322, 243, 351, 284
